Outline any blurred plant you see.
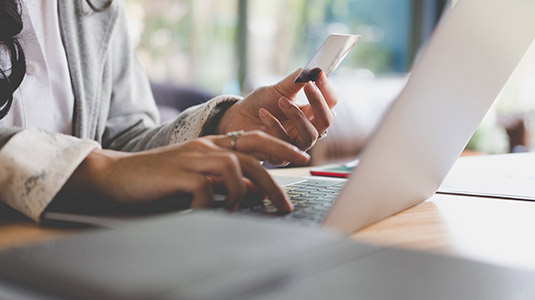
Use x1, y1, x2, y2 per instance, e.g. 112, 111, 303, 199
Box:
125, 0, 239, 92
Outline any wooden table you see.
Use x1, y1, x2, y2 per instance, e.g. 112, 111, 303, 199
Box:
272, 167, 535, 270
0, 209, 74, 250
2, 167, 535, 271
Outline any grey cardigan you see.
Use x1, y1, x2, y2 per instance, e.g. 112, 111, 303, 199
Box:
0, 0, 239, 221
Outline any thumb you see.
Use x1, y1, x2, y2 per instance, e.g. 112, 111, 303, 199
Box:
272, 68, 306, 99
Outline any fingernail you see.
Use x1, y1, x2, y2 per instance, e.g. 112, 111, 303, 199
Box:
293, 146, 310, 161
279, 97, 292, 109
317, 71, 326, 85
259, 108, 268, 119
286, 200, 294, 211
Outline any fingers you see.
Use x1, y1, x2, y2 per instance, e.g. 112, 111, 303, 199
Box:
207, 152, 291, 212
271, 68, 306, 99
258, 108, 291, 143
278, 97, 319, 150
233, 152, 293, 212
180, 146, 292, 212
240, 130, 310, 165
172, 172, 214, 209
303, 81, 334, 135
183, 153, 247, 210
211, 177, 264, 209
315, 71, 338, 108
257, 109, 300, 165
175, 136, 301, 211
211, 129, 310, 166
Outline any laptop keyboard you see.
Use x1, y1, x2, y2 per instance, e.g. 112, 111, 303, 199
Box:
240, 179, 345, 225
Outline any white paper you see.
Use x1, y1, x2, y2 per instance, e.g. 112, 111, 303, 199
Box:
438, 153, 535, 201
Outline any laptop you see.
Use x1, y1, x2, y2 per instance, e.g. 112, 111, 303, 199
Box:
247, 0, 535, 234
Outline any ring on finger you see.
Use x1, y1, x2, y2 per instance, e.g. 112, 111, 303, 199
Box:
227, 130, 245, 151
318, 130, 328, 140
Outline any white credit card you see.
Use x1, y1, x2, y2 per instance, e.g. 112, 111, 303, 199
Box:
295, 33, 360, 83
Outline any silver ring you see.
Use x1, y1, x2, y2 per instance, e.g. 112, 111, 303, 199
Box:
331, 109, 337, 117
227, 130, 244, 151
318, 130, 328, 140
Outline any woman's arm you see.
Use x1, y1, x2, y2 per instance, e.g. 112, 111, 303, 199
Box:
0, 128, 308, 221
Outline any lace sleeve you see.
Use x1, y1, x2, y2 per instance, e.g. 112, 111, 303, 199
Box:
0, 128, 100, 221
169, 95, 241, 145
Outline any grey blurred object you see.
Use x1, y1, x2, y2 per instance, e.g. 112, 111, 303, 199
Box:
0, 211, 533, 300
150, 81, 216, 123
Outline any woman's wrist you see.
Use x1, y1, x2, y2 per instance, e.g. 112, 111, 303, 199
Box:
215, 102, 248, 135
62, 148, 121, 198
203, 101, 238, 135
215, 105, 233, 135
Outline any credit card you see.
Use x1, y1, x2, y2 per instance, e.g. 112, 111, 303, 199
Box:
295, 33, 360, 83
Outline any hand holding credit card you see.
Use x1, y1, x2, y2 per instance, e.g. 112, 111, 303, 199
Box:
295, 33, 360, 83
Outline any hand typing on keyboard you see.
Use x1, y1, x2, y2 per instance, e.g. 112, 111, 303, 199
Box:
239, 179, 345, 224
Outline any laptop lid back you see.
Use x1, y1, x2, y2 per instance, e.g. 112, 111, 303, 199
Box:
324, 0, 535, 233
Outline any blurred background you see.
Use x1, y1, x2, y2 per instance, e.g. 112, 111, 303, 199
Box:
125, 0, 535, 164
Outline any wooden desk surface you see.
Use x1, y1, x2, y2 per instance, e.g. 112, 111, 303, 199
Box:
271, 167, 535, 270
1, 167, 535, 271
0, 211, 73, 250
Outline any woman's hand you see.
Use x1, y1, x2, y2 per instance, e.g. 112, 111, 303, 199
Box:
65, 131, 309, 212
216, 69, 338, 154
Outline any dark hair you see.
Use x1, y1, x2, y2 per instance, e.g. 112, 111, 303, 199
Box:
0, 0, 113, 120
0, 0, 25, 120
